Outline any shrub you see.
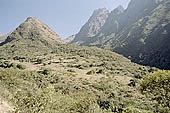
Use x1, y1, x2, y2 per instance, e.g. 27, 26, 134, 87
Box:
87, 68, 105, 75
36, 58, 44, 64
140, 70, 170, 112
16, 64, 26, 70
40, 68, 52, 75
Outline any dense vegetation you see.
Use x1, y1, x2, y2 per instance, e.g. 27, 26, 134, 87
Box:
140, 70, 170, 112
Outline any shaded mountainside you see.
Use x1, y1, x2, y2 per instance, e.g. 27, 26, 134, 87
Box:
112, 0, 170, 70
70, 0, 170, 69
1, 17, 168, 112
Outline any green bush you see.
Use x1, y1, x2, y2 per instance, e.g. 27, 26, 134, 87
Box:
16, 63, 26, 70
40, 68, 52, 75
140, 70, 170, 112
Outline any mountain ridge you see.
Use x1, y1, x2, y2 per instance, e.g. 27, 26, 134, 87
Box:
70, 0, 170, 69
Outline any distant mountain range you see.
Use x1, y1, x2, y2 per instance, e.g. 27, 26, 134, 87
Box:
70, 0, 170, 69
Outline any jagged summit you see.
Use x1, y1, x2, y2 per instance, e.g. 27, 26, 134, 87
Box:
92, 8, 109, 16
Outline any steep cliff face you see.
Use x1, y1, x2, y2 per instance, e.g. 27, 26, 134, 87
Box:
70, 8, 109, 45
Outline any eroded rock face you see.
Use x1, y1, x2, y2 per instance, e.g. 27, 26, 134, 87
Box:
70, 8, 109, 45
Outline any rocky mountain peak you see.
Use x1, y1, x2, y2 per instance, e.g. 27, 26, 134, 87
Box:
111, 5, 124, 14
89, 8, 109, 22
92, 8, 109, 16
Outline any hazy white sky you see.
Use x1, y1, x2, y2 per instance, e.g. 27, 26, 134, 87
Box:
0, 0, 130, 38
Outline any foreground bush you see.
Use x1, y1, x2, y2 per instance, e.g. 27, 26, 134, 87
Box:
140, 70, 170, 112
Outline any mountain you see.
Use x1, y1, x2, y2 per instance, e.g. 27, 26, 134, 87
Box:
70, 0, 170, 69
70, 8, 109, 44
63, 34, 76, 43
1, 17, 62, 45
0, 17, 62, 58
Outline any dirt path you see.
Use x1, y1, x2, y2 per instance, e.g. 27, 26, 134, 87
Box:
0, 99, 14, 113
